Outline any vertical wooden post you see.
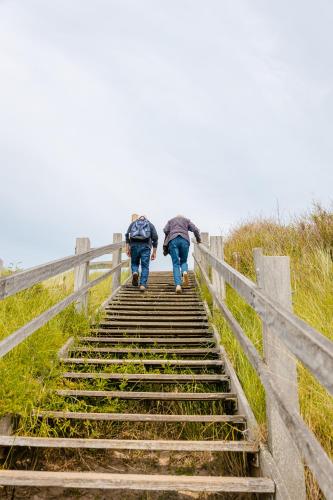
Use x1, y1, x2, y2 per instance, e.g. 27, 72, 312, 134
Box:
255, 252, 306, 499
253, 248, 263, 287
74, 237, 90, 315
0, 415, 13, 459
210, 236, 226, 302
112, 233, 123, 293
199, 232, 209, 278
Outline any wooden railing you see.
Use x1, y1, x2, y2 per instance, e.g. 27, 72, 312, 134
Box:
0, 234, 129, 359
193, 235, 333, 500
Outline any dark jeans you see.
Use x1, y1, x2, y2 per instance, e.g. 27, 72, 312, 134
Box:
169, 236, 190, 285
130, 244, 151, 286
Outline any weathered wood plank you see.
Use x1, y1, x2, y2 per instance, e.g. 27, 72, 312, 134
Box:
0, 262, 123, 358
112, 233, 123, 293
0, 242, 124, 300
99, 321, 208, 327
0, 436, 256, 452
70, 347, 218, 355
110, 300, 202, 304
74, 237, 90, 314
78, 336, 215, 344
61, 357, 223, 367
0, 471, 274, 492
105, 305, 205, 311
105, 310, 206, 316
57, 390, 236, 401
103, 316, 208, 322
33, 410, 244, 423
92, 328, 213, 336
257, 254, 305, 498
62, 372, 228, 382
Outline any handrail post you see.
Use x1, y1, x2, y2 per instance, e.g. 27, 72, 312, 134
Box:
255, 251, 306, 499
199, 232, 210, 277
112, 233, 122, 292
74, 237, 90, 315
210, 236, 226, 302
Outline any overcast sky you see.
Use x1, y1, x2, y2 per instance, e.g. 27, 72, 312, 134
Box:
1, 0, 333, 269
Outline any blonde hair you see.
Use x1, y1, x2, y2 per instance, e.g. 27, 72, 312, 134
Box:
131, 213, 139, 222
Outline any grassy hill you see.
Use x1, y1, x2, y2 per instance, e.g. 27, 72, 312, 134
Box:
209, 203, 333, 497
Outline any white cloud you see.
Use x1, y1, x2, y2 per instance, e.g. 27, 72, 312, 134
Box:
0, 0, 332, 268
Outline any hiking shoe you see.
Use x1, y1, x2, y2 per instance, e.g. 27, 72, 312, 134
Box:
182, 271, 189, 287
140, 285, 146, 292
132, 272, 139, 287
175, 285, 182, 294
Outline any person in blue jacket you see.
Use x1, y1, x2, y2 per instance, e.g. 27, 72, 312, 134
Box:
125, 214, 158, 292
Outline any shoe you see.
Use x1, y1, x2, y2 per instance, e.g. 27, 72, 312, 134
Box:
132, 272, 139, 287
175, 285, 182, 294
140, 285, 146, 292
182, 271, 189, 287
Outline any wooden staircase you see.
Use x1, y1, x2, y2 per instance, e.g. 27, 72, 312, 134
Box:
1, 272, 274, 498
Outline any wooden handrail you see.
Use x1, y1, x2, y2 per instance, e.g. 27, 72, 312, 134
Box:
0, 260, 129, 359
196, 242, 333, 396
194, 254, 333, 499
0, 242, 124, 300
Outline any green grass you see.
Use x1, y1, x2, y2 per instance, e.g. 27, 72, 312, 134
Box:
199, 203, 333, 498
0, 270, 128, 417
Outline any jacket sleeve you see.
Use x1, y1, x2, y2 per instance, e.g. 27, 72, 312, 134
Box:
163, 220, 170, 235
150, 223, 158, 248
125, 223, 133, 244
188, 220, 201, 243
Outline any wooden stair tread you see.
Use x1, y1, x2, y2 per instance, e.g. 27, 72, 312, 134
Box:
105, 302, 205, 312
0, 436, 256, 452
70, 347, 219, 354
62, 372, 228, 382
0, 470, 274, 492
91, 328, 213, 335
104, 309, 206, 321
33, 411, 243, 423
79, 336, 215, 344
61, 357, 224, 366
56, 389, 236, 400
98, 322, 209, 327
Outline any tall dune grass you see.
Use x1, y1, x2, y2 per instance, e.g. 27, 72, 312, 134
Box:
209, 203, 333, 498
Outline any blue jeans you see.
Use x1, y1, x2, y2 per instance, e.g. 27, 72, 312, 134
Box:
130, 244, 151, 286
169, 236, 190, 285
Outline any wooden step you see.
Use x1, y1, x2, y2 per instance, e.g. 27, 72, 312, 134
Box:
33, 410, 245, 423
62, 372, 229, 383
56, 390, 236, 401
124, 285, 196, 289
105, 310, 207, 316
69, 347, 219, 356
109, 300, 203, 305
0, 436, 255, 452
105, 303, 206, 308
78, 336, 215, 345
61, 357, 224, 368
103, 316, 208, 322
91, 328, 213, 336
116, 294, 200, 299
98, 321, 208, 328
0, 471, 275, 492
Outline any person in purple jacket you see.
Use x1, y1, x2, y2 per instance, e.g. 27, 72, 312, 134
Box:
163, 215, 201, 293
